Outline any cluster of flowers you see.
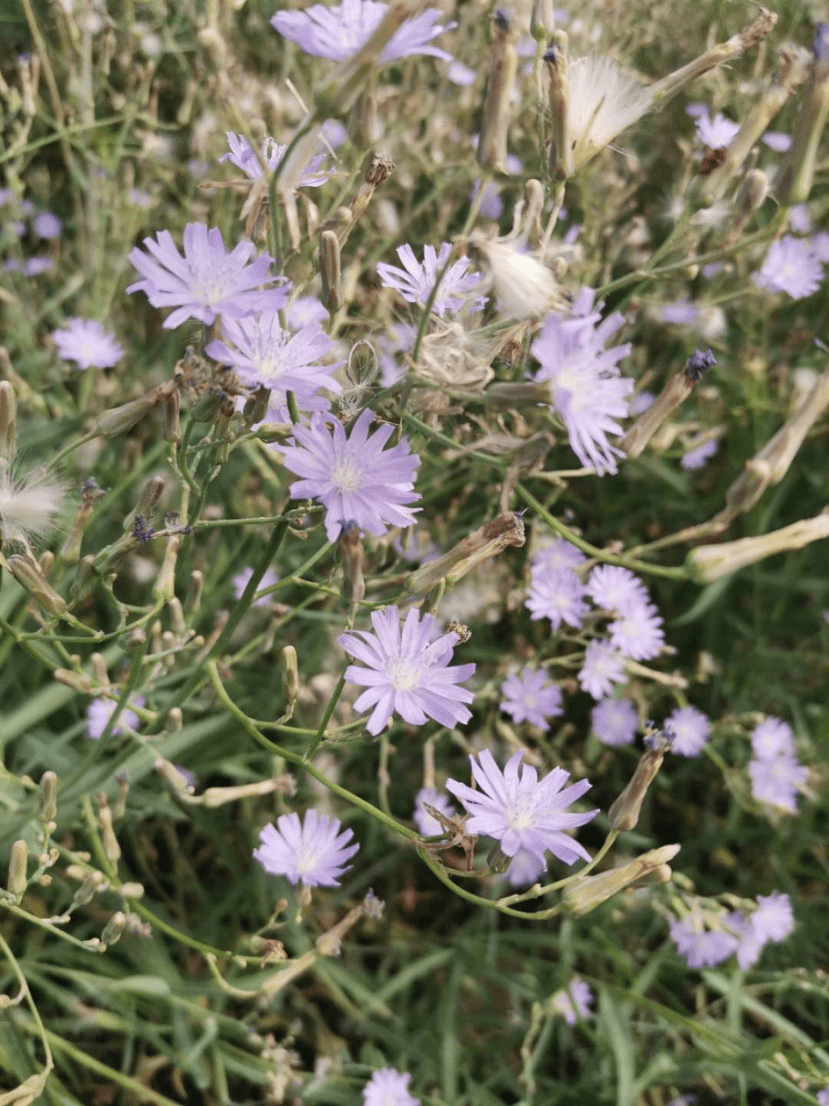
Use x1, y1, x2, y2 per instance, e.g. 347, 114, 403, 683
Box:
0, 188, 61, 277
748, 716, 808, 814
669, 891, 794, 970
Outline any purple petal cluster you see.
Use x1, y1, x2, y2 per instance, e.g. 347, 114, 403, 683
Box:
586, 564, 665, 662
127, 223, 287, 329
748, 715, 807, 813
279, 409, 420, 541
551, 978, 594, 1025
446, 750, 598, 871
499, 666, 563, 729
669, 911, 739, 968
525, 558, 588, 630
591, 695, 638, 747
377, 243, 482, 317
221, 132, 329, 187
363, 1068, 420, 1106
578, 641, 626, 699
86, 696, 144, 740
272, 0, 454, 63
339, 606, 475, 735
665, 705, 710, 758
253, 809, 358, 887
694, 109, 740, 148
52, 318, 124, 371
232, 566, 280, 608
671, 893, 794, 970
754, 235, 824, 300
681, 438, 719, 471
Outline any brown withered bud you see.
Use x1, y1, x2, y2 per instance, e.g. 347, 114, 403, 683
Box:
608, 736, 670, 832
407, 512, 525, 595
478, 9, 519, 171
340, 523, 365, 603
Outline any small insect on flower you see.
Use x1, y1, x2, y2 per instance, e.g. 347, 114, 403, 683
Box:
0, 466, 66, 548
253, 809, 359, 888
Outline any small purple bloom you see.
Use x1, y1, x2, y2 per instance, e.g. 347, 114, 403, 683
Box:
531, 288, 634, 474
661, 299, 699, 325
377, 242, 482, 317
413, 786, 455, 835
751, 716, 795, 760
52, 318, 124, 370
446, 749, 598, 867
665, 706, 710, 757
339, 605, 475, 735
789, 203, 812, 234
377, 320, 417, 386
447, 59, 476, 85
362, 1068, 420, 1106
761, 131, 791, 152
591, 696, 638, 747
628, 390, 655, 415
24, 256, 53, 276
695, 110, 740, 148
754, 235, 824, 300
33, 211, 62, 239
669, 912, 739, 968
748, 754, 808, 813
532, 537, 585, 575
86, 696, 145, 740
284, 295, 329, 329
127, 223, 286, 329
220, 132, 329, 187
751, 891, 794, 944
817, 1089, 829, 1106
272, 0, 454, 63
578, 640, 626, 700
681, 439, 719, 471
811, 232, 829, 263
279, 409, 421, 541
586, 565, 647, 615
551, 978, 594, 1025
206, 311, 342, 402
525, 565, 588, 631
499, 666, 563, 729
608, 597, 665, 661
253, 809, 358, 887
232, 566, 279, 607
668, 1097, 697, 1106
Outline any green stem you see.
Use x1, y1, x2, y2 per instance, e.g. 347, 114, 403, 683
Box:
305, 670, 347, 758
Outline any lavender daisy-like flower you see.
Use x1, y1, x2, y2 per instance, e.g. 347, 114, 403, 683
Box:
591, 696, 637, 747
285, 295, 329, 330
665, 706, 710, 757
532, 537, 586, 575
232, 566, 279, 608
525, 565, 588, 631
206, 311, 342, 403
362, 1068, 420, 1106
506, 848, 548, 886
681, 438, 719, 470
446, 750, 598, 868
578, 640, 626, 700
751, 891, 794, 944
754, 235, 824, 300
500, 666, 563, 729
762, 130, 791, 152
817, 1089, 829, 1106
272, 0, 454, 64
551, 978, 594, 1025
748, 754, 807, 813
338, 605, 475, 735
253, 809, 358, 887
24, 256, 54, 276
127, 223, 286, 329
608, 598, 665, 661
86, 696, 144, 740
413, 787, 455, 836
669, 912, 739, 968
220, 132, 329, 187
586, 565, 647, 614
694, 110, 740, 148
52, 318, 124, 371
531, 288, 634, 474
33, 210, 62, 239
751, 716, 795, 759
377, 243, 482, 317
279, 409, 421, 541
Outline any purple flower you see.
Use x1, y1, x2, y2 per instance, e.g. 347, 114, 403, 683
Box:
665, 706, 710, 757
762, 131, 791, 152
789, 203, 812, 234
754, 235, 824, 300
206, 311, 342, 403
377, 321, 417, 386
338, 606, 475, 735
391, 527, 438, 564
525, 565, 588, 631
669, 912, 739, 968
377, 242, 482, 317
578, 641, 626, 700
668, 1097, 697, 1106
33, 211, 62, 239
591, 696, 637, 747
24, 256, 53, 276
751, 716, 795, 760
279, 409, 421, 541
363, 1068, 420, 1106
661, 299, 699, 325
500, 666, 563, 729
551, 978, 594, 1025
506, 848, 547, 886
586, 565, 647, 615
817, 1089, 829, 1106
628, 390, 655, 415
751, 891, 794, 944
447, 59, 476, 85
608, 598, 665, 661
127, 223, 286, 329
681, 439, 719, 470
531, 289, 634, 474
413, 786, 455, 835
253, 809, 358, 887
232, 565, 279, 608
446, 749, 598, 867
532, 537, 585, 575
86, 696, 145, 740
272, 0, 454, 63
695, 110, 740, 148
52, 318, 124, 370
748, 754, 808, 813
811, 232, 829, 263
285, 295, 329, 329
220, 132, 329, 187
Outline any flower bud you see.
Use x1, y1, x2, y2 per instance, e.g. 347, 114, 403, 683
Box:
73, 869, 104, 906
154, 533, 182, 602
340, 523, 365, 603
478, 9, 519, 171
7, 840, 28, 900
165, 388, 181, 444
622, 351, 716, 459
0, 380, 16, 468
97, 796, 121, 865
96, 381, 177, 437
100, 910, 127, 947
185, 570, 203, 616
689, 509, 829, 582
39, 771, 58, 824
243, 387, 270, 426
545, 33, 572, 180
124, 475, 165, 533
562, 844, 681, 916
407, 512, 525, 595
735, 168, 768, 215
7, 554, 68, 616
165, 708, 183, 733
608, 744, 666, 832
281, 645, 299, 706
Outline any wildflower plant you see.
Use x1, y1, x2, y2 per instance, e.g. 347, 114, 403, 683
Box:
1, 1, 828, 1104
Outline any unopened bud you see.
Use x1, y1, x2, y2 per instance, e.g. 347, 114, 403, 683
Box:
408, 512, 525, 595
243, 387, 270, 426
340, 523, 365, 603
97, 796, 121, 865
101, 910, 127, 947
97, 381, 177, 437
120, 882, 144, 899
124, 475, 165, 533
281, 645, 299, 705
0, 380, 17, 466
165, 707, 183, 733
54, 668, 95, 693
185, 570, 203, 616
91, 652, 110, 688
545, 32, 572, 180
154, 533, 182, 602
478, 9, 519, 171
7, 840, 28, 900
39, 771, 58, 824
735, 168, 768, 215
608, 743, 667, 831
165, 388, 181, 444
628, 862, 674, 888
689, 508, 829, 582
319, 230, 342, 311
197, 26, 228, 69
562, 844, 681, 916
73, 869, 104, 906
154, 757, 193, 792
7, 554, 68, 616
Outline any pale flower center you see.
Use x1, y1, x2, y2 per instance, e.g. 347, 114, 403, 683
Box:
385, 658, 422, 691
190, 269, 231, 307
331, 455, 365, 492
505, 800, 535, 831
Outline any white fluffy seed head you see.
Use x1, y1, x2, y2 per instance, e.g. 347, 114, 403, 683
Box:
0, 466, 67, 546
470, 237, 568, 320
569, 56, 653, 168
